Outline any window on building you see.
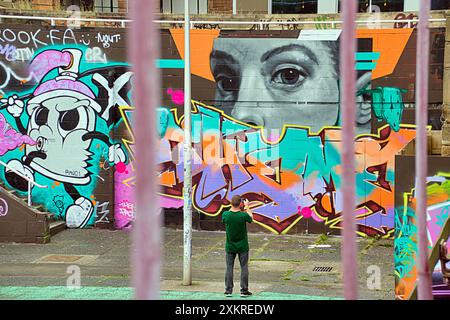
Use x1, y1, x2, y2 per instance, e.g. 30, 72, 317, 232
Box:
431, 0, 450, 10
161, 0, 207, 14
272, 0, 318, 14
94, 0, 119, 13
358, 0, 403, 13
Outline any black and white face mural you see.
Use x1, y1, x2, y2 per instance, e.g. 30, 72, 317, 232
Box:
210, 38, 372, 136
1, 48, 132, 228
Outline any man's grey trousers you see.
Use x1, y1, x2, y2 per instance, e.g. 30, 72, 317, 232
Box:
225, 251, 249, 293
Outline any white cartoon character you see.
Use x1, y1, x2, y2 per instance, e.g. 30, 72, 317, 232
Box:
1, 48, 128, 228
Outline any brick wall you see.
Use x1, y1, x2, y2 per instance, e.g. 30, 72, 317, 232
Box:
208, 0, 232, 14
31, 0, 56, 10
118, 0, 128, 13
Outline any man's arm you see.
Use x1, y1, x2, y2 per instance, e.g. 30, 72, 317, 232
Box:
243, 199, 253, 221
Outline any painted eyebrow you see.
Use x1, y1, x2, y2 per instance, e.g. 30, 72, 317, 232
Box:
260, 44, 319, 64
210, 50, 238, 65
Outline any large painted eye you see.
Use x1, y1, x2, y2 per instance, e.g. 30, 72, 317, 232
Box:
213, 65, 240, 95
34, 107, 49, 127
58, 109, 79, 131
217, 75, 239, 92
57, 107, 88, 138
271, 67, 306, 86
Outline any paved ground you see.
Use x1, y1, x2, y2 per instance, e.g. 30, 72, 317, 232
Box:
0, 228, 394, 300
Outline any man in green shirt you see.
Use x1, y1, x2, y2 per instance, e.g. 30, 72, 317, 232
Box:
222, 195, 253, 297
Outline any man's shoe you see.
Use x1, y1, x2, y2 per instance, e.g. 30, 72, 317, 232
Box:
224, 291, 232, 297
240, 291, 252, 297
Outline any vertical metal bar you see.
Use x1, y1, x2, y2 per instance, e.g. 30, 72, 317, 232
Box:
415, 0, 433, 300
340, 0, 358, 300
28, 181, 31, 207
233, 0, 237, 15
130, 0, 162, 300
182, 0, 193, 286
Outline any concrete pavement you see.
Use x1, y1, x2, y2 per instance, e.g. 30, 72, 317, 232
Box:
0, 228, 394, 300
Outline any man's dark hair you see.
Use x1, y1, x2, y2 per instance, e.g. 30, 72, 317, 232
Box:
231, 195, 242, 208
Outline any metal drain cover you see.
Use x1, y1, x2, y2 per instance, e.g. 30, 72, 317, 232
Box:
313, 266, 334, 272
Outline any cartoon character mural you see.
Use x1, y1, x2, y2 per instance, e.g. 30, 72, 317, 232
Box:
0, 48, 131, 228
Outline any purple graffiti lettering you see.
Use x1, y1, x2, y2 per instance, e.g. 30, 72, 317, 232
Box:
0, 43, 16, 62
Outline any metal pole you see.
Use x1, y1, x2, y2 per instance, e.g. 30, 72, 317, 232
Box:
415, 0, 433, 300
130, 0, 162, 299
28, 181, 31, 207
233, 0, 237, 15
340, 0, 358, 300
183, 0, 193, 286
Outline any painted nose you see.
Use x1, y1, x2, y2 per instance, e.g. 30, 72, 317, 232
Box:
230, 69, 267, 127
231, 102, 265, 127
36, 136, 46, 151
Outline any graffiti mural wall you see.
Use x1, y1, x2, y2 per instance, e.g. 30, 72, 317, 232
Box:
0, 25, 446, 236
394, 155, 450, 300
0, 25, 131, 229
156, 28, 444, 236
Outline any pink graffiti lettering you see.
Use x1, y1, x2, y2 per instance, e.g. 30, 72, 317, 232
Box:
118, 200, 135, 220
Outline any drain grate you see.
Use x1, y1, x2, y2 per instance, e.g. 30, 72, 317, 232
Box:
313, 266, 333, 273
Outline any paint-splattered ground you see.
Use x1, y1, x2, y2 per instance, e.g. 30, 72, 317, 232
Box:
0, 228, 394, 300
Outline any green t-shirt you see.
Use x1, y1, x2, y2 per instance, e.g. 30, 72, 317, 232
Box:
222, 210, 253, 253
